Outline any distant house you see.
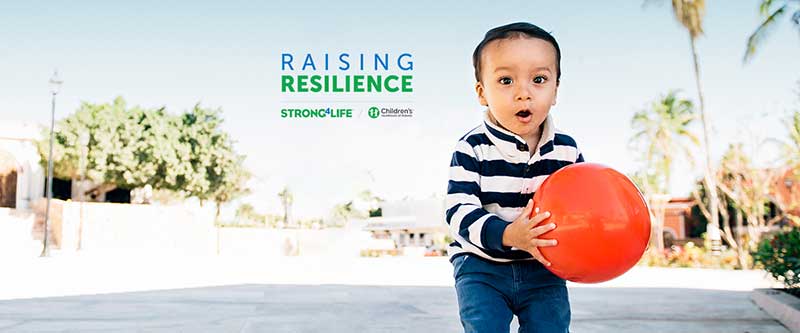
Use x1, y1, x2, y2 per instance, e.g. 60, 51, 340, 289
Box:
0, 122, 45, 210
771, 167, 800, 218
363, 198, 448, 254
0, 120, 137, 207
663, 197, 694, 242
662, 167, 798, 245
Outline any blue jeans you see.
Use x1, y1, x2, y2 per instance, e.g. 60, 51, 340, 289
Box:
452, 254, 571, 333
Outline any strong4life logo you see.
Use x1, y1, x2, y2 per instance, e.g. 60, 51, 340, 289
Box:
368, 107, 380, 119
280, 107, 353, 118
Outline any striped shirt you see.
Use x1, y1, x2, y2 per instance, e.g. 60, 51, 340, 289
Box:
446, 112, 584, 262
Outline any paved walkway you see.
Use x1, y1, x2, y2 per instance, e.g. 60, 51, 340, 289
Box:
0, 253, 790, 332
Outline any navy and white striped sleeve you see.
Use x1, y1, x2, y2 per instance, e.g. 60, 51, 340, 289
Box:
445, 140, 511, 253
553, 132, 584, 163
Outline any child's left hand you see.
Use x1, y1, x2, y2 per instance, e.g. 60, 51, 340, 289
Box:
501, 199, 558, 266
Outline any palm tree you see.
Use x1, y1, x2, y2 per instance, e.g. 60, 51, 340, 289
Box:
631, 91, 700, 251
632, 91, 700, 191
358, 189, 385, 217
744, 0, 800, 63
331, 201, 360, 227
667, 0, 723, 252
277, 186, 293, 227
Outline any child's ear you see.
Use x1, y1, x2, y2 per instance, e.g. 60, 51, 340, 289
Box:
475, 82, 488, 106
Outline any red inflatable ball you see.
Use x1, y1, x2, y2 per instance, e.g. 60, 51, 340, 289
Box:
531, 163, 651, 283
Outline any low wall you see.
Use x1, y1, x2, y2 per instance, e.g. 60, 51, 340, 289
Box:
216, 227, 372, 257
30, 199, 217, 256
0, 208, 39, 256
21, 199, 372, 257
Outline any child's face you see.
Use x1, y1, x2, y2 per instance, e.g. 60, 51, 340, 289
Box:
475, 37, 559, 140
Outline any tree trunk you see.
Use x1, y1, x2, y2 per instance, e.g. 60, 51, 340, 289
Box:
719, 199, 736, 248
736, 209, 749, 269
283, 203, 288, 225
746, 214, 761, 252
651, 195, 669, 253
690, 36, 722, 253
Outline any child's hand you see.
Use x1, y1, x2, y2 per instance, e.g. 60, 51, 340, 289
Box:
501, 199, 558, 266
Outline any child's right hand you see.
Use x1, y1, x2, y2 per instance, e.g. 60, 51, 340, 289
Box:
501, 199, 558, 266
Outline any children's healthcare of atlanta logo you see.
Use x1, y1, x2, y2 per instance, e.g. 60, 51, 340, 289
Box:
368, 107, 380, 119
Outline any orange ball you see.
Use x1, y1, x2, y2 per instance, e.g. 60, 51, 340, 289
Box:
531, 163, 651, 283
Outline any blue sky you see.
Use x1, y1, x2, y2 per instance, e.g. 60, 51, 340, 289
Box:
1, 1, 799, 218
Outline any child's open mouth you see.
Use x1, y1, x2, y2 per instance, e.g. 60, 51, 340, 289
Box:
515, 109, 532, 123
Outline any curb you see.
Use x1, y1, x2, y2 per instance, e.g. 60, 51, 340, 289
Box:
751, 288, 800, 333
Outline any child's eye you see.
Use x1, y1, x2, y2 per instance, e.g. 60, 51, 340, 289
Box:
533, 76, 547, 84
499, 77, 513, 85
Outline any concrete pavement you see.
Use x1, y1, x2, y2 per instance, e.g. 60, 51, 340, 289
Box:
0, 253, 790, 332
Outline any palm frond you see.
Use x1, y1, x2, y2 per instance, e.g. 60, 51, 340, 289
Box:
744, 5, 787, 63
760, 0, 777, 16
629, 91, 700, 193
672, 0, 706, 38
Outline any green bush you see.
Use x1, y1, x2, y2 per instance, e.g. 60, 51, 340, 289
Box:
752, 227, 800, 290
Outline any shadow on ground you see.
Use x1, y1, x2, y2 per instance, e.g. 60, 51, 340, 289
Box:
0, 285, 789, 332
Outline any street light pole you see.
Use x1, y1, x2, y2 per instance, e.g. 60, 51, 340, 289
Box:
77, 132, 89, 251
41, 70, 62, 257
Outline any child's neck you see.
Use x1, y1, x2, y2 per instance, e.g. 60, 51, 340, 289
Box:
488, 113, 543, 157
523, 132, 542, 157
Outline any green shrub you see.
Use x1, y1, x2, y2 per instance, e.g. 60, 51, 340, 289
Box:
752, 227, 800, 290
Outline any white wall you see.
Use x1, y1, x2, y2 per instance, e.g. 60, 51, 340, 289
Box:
25, 200, 372, 258
0, 208, 39, 257
56, 201, 217, 256
216, 228, 371, 257
381, 197, 446, 229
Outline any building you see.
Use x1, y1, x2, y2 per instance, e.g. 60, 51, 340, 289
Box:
771, 167, 800, 217
662, 197, 695, 243
362, 197, 448, 255
0, 122, 45, 210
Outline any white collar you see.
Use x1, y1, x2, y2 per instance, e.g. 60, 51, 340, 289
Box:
482, 110, 556, 160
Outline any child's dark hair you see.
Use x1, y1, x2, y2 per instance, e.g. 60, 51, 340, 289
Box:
472, 22, 562, 84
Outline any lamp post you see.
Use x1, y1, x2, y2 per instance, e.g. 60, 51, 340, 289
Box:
77, 132, 89, 250
78, 132, 89, 198
41, 71, 62, 257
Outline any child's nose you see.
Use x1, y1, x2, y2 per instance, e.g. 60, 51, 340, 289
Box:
515, 86, 532, 101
